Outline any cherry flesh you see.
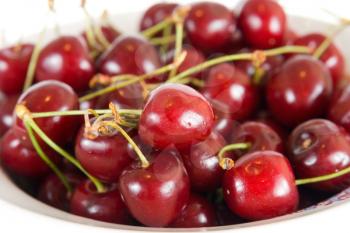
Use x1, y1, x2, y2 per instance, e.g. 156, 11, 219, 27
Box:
0, 94, 18, 136
223, 150, 298, 220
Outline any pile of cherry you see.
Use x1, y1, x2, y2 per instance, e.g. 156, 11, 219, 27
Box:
1, 0, 350, 228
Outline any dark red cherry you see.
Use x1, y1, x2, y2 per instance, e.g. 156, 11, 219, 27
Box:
202, 63, 258, 121
79, 97, 97, 110
38, 172, 83, 211
185, 2, 236, 53
223, 150, 298, 220
0, 128, 61, 177
0, 94, 18, 136
139, 83, 214, 150
171, 193, 217, 228
230, 121, 284, 159
0, 43, 34, 95
119, 150, 190, 227
288, 119, 350, 192
97, 36, 163, 83
328, 84, 350, 133
238, 0, 286, 49
70, 180, 131, 224
283, 28, 298, 45
75, 126, 135, 182
266, 55, 332, 127
35, 36, 94, 92
14, 80, 79, 148
181, 131, 226, 192
216, 203, 246, 225
213, 112, 238, 140
292, 33, 345, 87
254, 110, 288, 140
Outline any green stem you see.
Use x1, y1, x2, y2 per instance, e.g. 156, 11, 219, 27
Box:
82, 7, 99, 50
30, 109, 142, 118
159, 23, 173, 55
24, 121, 72, 193
217, 143, 251, 170
313, 26, 346, 59
141, 18, 173, 39
94, 25, 111, 50
296, 166, 350, 185
167, 22, 184, 79
150, 34, 176, 46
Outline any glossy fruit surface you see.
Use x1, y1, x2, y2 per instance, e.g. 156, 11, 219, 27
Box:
328, 83, 350, 133
0, 94, 18, 136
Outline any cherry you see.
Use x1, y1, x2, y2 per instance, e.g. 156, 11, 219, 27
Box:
79, 97, 97, 110
14, 80, 79, 148
184, 2, 236, 53
0, 128, 61, 177
230, 121, 284, 159
254, 110, 288, 140
181, 131, 226, 192
238, 0, 287, 49
0, 94, 18, 136
38, 172, 83, 211
283, 28, 299, 45
202, 63, 258, 121
292, 33, 345, 87
0, 43, 34, 95
75, 126, 135, 182
288, 119, 350, 192
35, 36, 95, 92
213, 112, 238, 140
139, 83, 214, 150
328, 83, 350, 133
171, 193, 217, 228
266, 55, 332, 127
119, 149, 190, 227
97, 36, 163, 83
70, 180, 131, 224
223, 150, 298, 220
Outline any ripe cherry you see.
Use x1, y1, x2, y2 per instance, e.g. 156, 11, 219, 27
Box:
202, 63, 258, 121
238, 0, 287, 49
292, 33, 345, 87
212, 112, 237, 140
0, 94, 18, 136
119, 149, 190, 227
171, 193, 217, 228
35, 36, 95, 92
266, 55, 332, 127
254, 110, 288, 140
185, 2, 236, 53
0, 43, 34, 95
139, 83, 214, 150
328, 81, 350, 132
223, 150, 298, 220
288, 119, 350, 192
70, 180, 131, 224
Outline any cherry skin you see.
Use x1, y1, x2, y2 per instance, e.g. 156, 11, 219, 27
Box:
202, 63, 258, 121
254, 110, 288, 140
75, 126, 135, 182
0, 128, 61, 177
184, 2, 236, 53
288, 119, 350, 192
70, 180, 131, 224
35, 36, 95, 92
0, 43, 34, 95
171, 193, 217, 228
266, 55, 332, 127
14, 80, 80, 148
223, 150, 298, 220
0, 94, 18, 136
328, 83, 350, 133
97, 36, 163, 83
139, 83, 214, 150
38, 172, 83, 211
181, 131, 226, 192
119, 149, 190, 227
212, 112, 237, 140
238, 0, 287, 49
292, 33, 345, 87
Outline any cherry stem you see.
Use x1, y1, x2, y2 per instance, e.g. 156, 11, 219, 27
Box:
81, 1, 99, 51
217, 143, 251, 170
296, 166, 350, 186
150, 34, 176, 46
29, 109, 142, 118
167, 45, 311, 83
142, 17, 174, 39
23, 28, 46, 91
159, 23, 173, 55
94, 24, 110, 49
24, 121, 72, 193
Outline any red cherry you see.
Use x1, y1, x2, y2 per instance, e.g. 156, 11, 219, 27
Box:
254, 110, 288, 140
328, 83, 350, 133
14, 80, 80, 148
35, 36, 95, 92
292, 33, 345, 87
0, 43, 34, 95
213, 112, 237, 140
266, 55, 332, 127
181, 131, 226, 192
0, 128, 61, 177
75, 126, 135, 182
171, 193, 217, 228
119, 150, 190, 227
216, 203, 246, 225
70, 180, 131, 224
223, 150, 298, 220
283, 28, 299, 45
185, 2, 236, 53
238, 0, 286, 49
139, 83, 214, 150
288, 119, 350, 192
97, 36, 163, 83
202, 63, 258, 121
0, 94, 18, 136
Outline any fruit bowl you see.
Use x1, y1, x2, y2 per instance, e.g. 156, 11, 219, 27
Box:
1, 0, 350, 232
